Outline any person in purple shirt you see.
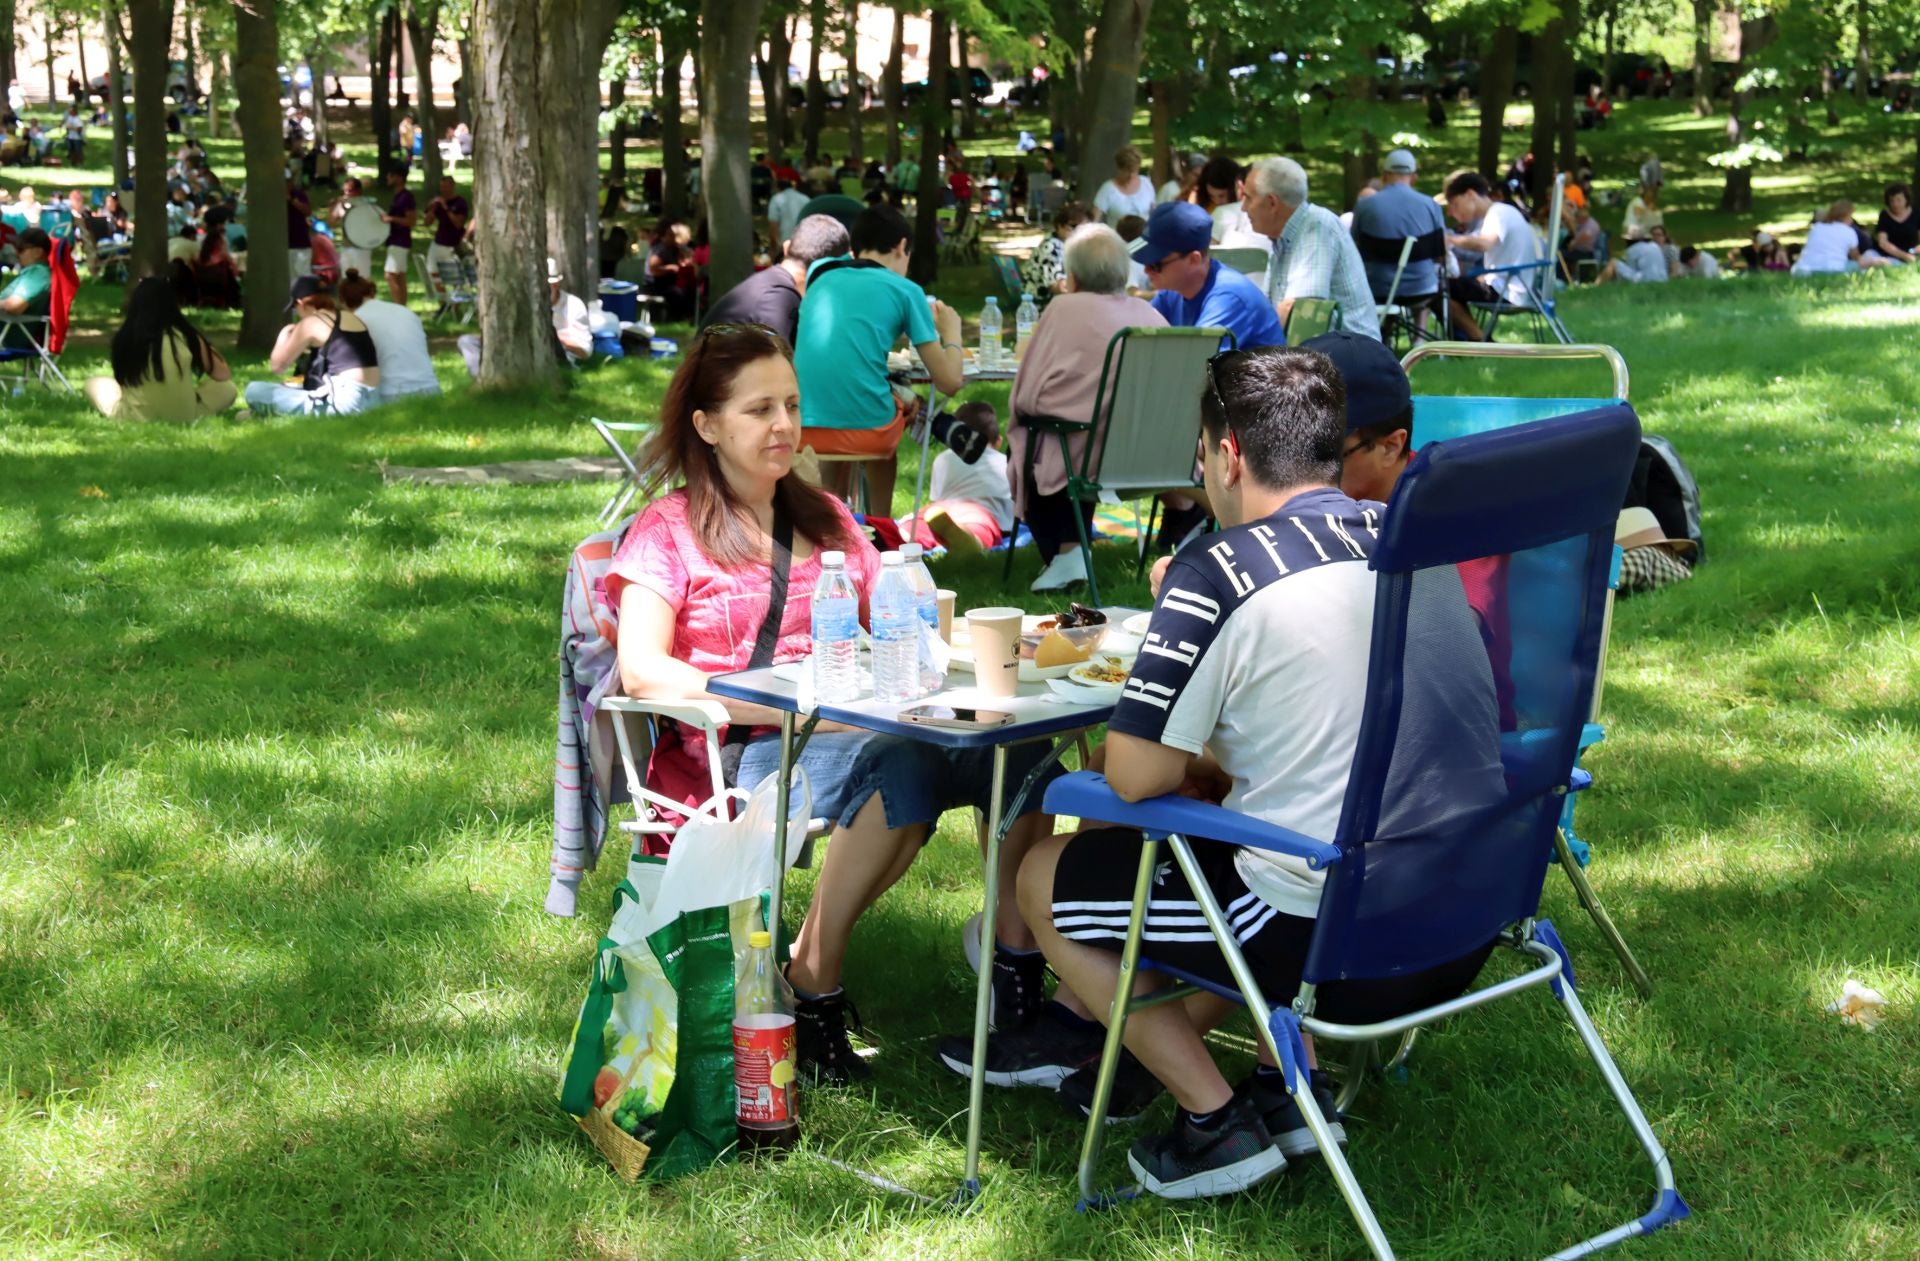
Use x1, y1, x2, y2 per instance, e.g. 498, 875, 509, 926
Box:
285, 179, 313, 279
380, 164, 419, 304
1138, 201, 1287, 350
424, 174, 469, 272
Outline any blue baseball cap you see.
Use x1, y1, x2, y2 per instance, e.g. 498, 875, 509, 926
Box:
1301, 331, 1412, 432
1129, 201, 1214, 262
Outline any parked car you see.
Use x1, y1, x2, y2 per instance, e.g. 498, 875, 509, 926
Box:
900, 66, 992, 108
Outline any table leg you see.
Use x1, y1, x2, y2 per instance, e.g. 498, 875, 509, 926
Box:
769, 710, 796, 940
958, 741, 1008, 1201
909, 384, 944, 529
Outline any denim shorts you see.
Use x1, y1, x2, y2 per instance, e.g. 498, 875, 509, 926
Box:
734, 729, 1065, 832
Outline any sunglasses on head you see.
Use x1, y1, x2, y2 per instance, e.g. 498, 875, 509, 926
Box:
1201, 348, 1245, 457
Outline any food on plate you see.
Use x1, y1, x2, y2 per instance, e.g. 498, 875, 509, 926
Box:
1033, 630, 1095, 668
1069, 657, 1129, 686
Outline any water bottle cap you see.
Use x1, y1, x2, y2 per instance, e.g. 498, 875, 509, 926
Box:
900, 542, 923, 560
984, 296, 998, 305
880, 552, 904, 565
748, 930, 772, 948
820, 550, 845, 567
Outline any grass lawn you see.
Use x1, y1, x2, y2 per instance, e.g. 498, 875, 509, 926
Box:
3, 103, 1919, 1259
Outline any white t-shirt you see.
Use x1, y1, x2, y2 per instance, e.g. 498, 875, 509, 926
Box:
552, 291, 592, 359
1616, 239, 1670, 284
928, 447, 1014, 530
1108, 487, 1504, 918
768, 187, 809, 245
1683, 252, 1720, 279
353, 299, 441, 399
63, 112, 84, 138
1477, 201, 1541, 305
1093, 177, 1155, 226
1156, 178, 1183, 205
1794, 221, 1858, 274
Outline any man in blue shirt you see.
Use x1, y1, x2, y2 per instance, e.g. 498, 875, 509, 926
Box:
1137, 202, 1285, 350
1348, 149, 1447, 345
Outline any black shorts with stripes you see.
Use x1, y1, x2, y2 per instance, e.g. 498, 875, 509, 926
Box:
1051, 825, 1315, 998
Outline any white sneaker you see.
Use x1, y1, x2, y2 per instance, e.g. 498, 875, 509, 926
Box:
1030, 548, 1088, 594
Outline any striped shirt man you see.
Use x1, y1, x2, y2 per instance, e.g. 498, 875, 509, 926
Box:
1266, 201, 1382, 342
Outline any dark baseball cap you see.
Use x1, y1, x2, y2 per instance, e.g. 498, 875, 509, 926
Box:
285, 274, 329, 311
1129, 201, 1213, 261
1302, 331, 1412, 432
15, 227, 51, 254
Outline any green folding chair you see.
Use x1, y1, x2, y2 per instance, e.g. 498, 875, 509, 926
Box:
1285, 296, 1339, 342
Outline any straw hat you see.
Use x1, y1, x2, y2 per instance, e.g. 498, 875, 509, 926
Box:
1615, 507, 1695, 557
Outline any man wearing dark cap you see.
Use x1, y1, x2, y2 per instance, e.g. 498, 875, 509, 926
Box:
0, 227, 53, 349
1136, 201, 1286, 350
701, 213, 850, 346
1307, 330, 1516, 729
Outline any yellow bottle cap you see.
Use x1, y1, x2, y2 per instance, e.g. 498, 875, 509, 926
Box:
748, 931, 772, 948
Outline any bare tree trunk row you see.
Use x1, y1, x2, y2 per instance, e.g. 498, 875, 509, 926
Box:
235, 0, 289, 353
127, 0, 175, 283
1075, 0, 1153, 198
472, 0, 556, 384
104, 5, 132, 191
408, 0, 443, 190
1476, 24, 1518, 179
909, 6, 949, 286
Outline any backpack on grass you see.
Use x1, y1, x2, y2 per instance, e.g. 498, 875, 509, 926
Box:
1624, 436, 1703, 564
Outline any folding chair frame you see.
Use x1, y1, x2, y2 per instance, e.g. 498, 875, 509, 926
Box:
1467, 174, 1573, 345
588, 416, 651, 526
0, 315, 74, 391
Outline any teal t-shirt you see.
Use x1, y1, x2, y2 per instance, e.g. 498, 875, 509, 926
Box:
793, 257, 938, 432
0, 262, 51, 316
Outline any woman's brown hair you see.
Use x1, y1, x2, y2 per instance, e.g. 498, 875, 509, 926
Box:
637, 324, 855, 569
338, 268, 378, 308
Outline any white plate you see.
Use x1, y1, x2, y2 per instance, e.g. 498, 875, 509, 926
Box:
1122, 612, 1152, 637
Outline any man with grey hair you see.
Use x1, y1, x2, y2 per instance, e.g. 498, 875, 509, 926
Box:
1241, 157, 1381, 341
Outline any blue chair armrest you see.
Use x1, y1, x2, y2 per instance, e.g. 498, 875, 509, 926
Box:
1041, 771, 1344, 870
1467, 259, 1552, 280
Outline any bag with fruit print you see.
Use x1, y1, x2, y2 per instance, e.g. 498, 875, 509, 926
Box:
557, 767, 813, 1179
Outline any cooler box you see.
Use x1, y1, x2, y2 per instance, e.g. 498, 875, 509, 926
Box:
592, 332, 625, 359
598, 280, 640, 323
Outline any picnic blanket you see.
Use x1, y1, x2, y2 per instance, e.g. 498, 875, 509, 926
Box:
379, 455, 624, 486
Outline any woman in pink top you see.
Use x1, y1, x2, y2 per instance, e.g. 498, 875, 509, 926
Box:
1008, 224, 1167, 593
607, 324, 1060, 1085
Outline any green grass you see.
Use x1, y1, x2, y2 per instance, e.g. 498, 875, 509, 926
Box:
3, 106, 1920, 1259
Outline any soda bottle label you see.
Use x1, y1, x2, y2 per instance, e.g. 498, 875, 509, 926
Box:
733, 1014, 798, 1125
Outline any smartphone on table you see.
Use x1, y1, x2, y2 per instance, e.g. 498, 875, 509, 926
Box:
899, 704, 1013, 730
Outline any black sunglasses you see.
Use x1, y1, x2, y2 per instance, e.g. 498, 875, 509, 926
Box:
1202, 349, 1246, 452
1141, 251, 1188, 275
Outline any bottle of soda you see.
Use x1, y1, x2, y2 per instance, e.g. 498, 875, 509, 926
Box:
733, 930, 799, 1152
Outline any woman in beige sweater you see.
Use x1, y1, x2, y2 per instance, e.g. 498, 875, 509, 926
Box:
84, 277, 236, 422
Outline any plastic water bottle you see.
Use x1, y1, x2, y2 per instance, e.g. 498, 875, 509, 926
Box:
978, 296, 1003, 369
810, 551, 861, 703
733, 929, 799, 1152
899, 542, 944, 694
1015, 292, 1038, 360
870, 553, 923, 704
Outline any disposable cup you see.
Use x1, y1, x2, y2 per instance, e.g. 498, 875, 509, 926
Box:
936, 589, 958, 642
966, 606, 1022, 698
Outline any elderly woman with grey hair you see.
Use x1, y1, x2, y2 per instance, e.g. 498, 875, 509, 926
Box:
1007, 223, 1168, 593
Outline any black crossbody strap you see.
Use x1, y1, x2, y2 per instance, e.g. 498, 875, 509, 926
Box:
722, 501, 794, 754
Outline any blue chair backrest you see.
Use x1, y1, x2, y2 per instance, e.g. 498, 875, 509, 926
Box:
1412, 394, 1619, 446
1304, 404, 1642, 984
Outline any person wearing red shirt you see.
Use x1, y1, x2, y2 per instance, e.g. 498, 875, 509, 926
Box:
949, 162, 973, 207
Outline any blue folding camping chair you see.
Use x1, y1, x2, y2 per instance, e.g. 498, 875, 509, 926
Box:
1048, 404, 1689, 1258
1403, 340, 1652, 998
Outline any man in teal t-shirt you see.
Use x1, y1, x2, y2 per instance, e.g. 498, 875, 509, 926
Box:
0, 227, 53, 351
792, 204, 963, 509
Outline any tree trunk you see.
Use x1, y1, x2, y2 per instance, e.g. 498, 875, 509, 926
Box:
456, 37, 475, 127
1691, 0, 1713, 116
883, 6, 903, 167
127, 0, 175, 283
909, 7, 949, 286
1047, 0, 1084, 168
1527, 3, 1569, 205
472, 0, 558, 385
206, 48, 224, 140
702, 0, 770, 297
803, 0, 826, 161
956, 24, 976, 139
762, 13, 793, 155
372, 10, 394, 165
607, 73, 628, 183
1719, 96, 1752, 212
104, 7, 132, 190
1341, 73, 1376, 208
408, 1, 442, 190
843, 0, 862, 165
235, 0, 289, 352
1477, 24, 1517, 178
76, 18, 89, 96
1148, 81, 1172, 185
540, 0, 618, 302
44, 15, 57, 104
1855, 0, 1871, 103
181, 6, 196, 102
0, 0, 14, 93
1556, 0, 1581, 173
1075, 0, 1153, 197
309, 45, 331, 150
661, 20, 688, 221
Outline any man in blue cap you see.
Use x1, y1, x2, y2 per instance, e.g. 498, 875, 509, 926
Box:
1135, 201, 1286, 350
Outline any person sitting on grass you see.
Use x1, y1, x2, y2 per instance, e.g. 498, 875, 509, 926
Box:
337, 268, 441, 402
243, 275, 382, 417
457, 256, 591, 377
1677, 245, 1720, 278
0, 227, 52, 347
901, 399, 1014, 555
83, 275, 236, 422
947, 344, 1506, 1201
1006, 222, 1167, 593
1596, 226, 1678, 285
1874, 183, 1918, 265
608, 323, 1064, 1085
791, 203, 967, 511
1792, 201, 1893, 275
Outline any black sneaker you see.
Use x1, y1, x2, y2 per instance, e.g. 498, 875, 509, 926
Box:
1243, 1070, 1348, 1157
792, 986, 872, 1086
936, 1006, 1104, 1088
991, 948, 1049, 1031
1056, 1050, 1166, 1124
1125, 1092, 1287, 1199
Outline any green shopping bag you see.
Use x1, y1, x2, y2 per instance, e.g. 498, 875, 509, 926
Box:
557, 767, 813, 1179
